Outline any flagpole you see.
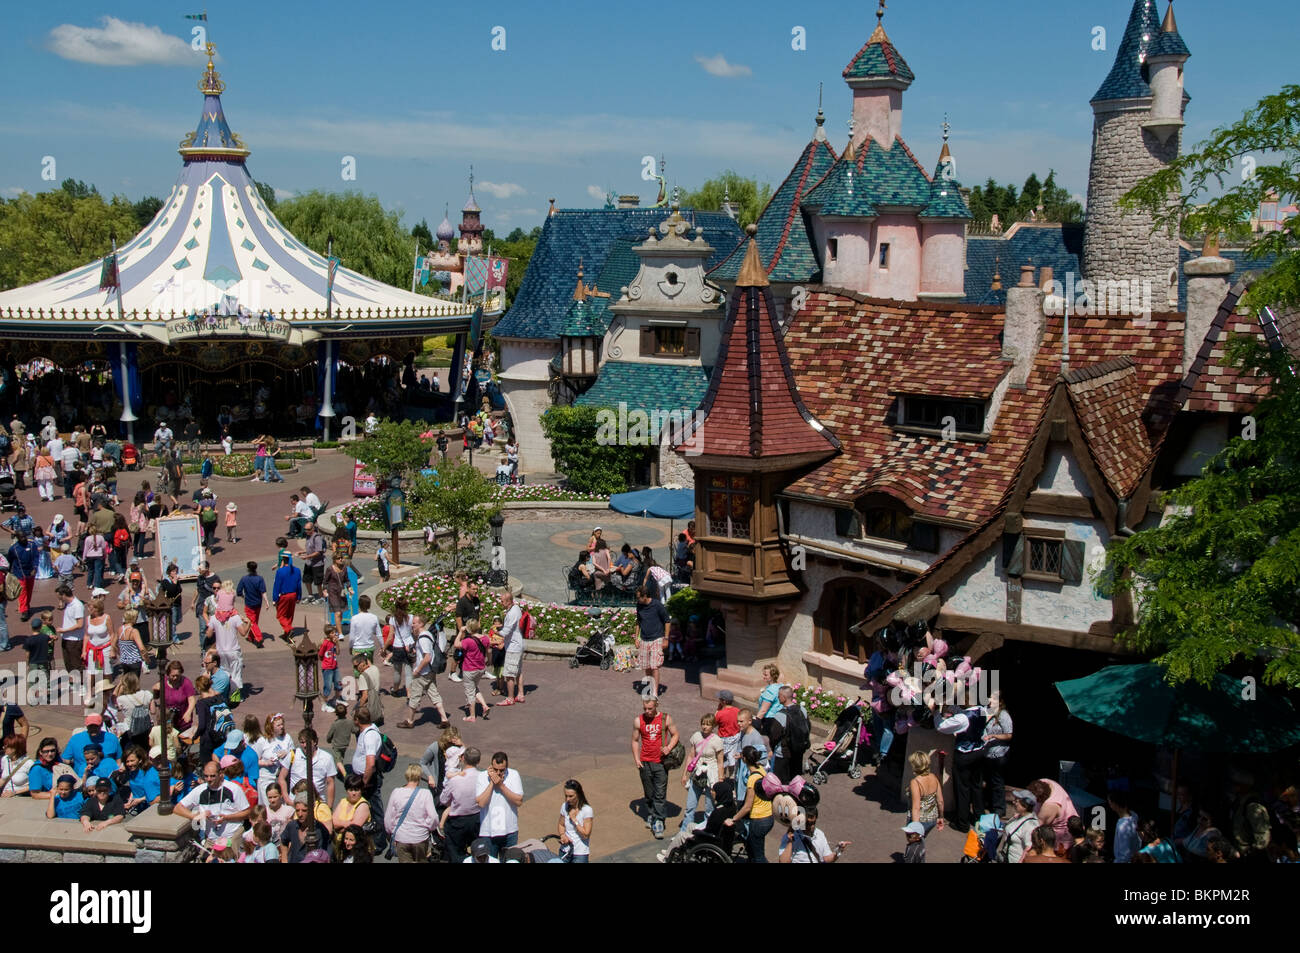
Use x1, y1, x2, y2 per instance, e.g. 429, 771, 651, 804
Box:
109, 232, 137, 446
323, 234, 336, 442
482, 243, 491, 309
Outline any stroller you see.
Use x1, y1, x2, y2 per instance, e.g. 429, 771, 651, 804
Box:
569, 607, 616, 670
121, 443, 139, 470
0, 466, 16, 511
807, 699, 870, 783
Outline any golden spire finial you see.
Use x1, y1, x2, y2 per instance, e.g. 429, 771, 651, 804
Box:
199, 41, 225, 95
991, 255, 1002, 292
736, 224, 770, 288
1162, 1, 1178, 33
877, 0, 886, 24
573, 258, 587, 302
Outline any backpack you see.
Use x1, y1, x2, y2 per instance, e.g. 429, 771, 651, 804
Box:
1, 570, 19, 603
519, 608, 536, 640
236, 775, 259, 807
376, 731, 399, 774
208, 700, 236, 746
783, 704, 811, 757
113, 527, 131, 548
200, 506, 218, 526
128, 703, 152, 739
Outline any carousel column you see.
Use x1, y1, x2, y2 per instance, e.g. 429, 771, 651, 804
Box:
449, 332, 468, 423
116, 341, 139, 446
318, 339, 337, 442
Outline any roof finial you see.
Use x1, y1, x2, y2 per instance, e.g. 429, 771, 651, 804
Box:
736, 224, 770, 288
844, 116, 857, 160
1162, 0, 1178, 33
942, 113, 950, 143
877, 0, 886, 25
468, 164, 475, 198
991, 255, 1002, 292
199, 41, 225, 95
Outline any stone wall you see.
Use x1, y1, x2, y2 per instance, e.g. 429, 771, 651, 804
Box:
0, 800, 196, 863
1083, 102, 1181, 302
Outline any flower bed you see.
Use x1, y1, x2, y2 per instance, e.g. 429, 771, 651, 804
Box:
792, 683, 862, 723
335, 483, 611, 532
377, 572, 638, 644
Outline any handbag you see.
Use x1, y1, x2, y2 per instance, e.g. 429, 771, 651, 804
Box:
685, 732, 718, 776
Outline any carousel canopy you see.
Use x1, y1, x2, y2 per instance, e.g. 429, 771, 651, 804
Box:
0, 44, 476, 346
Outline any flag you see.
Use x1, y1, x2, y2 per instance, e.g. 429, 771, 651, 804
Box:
419, 259, 430, 287
468, 307, 484, 355
464, 256, 488, 295
327, 256, 340, 293
487, 256, 509, 289
99, 253, 119, 291
184, 13, 207, 20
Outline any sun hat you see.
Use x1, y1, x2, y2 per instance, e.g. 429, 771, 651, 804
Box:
902, 821, 925, 836
226, 501, 238, 511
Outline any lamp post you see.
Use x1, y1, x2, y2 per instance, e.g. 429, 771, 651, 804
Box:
383, 474, 407, 568
488, 511, 506, 587
291, 625, 321, 839
142, 593, 177, 815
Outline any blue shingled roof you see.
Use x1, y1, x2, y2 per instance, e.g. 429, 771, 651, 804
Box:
593, 237, 641, 297
494, 208, 742, 341
962, 225, 1084, 307
803, 136, 932, 217
1092, 0, 1162, 103
1176, 245, 1278, 312
573, 361, 712, 421
559, 296, 612, 337
710, 136, 838, 284
843, 24, 915, 84
921, 156, 971, 220
1149, 26, 1189, 59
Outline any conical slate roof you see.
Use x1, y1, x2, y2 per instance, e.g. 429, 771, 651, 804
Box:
0, 45, 472, 336
1092, 0, 1164, 102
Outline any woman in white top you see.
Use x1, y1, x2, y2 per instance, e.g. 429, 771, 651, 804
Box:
259, 712, 295, 801
113, 671, 154, 747
82, 595, 117, 680
557, 779, 594, 862
0, 735, 33, 797
385, 599, 415, 695
682, 713, 725, 830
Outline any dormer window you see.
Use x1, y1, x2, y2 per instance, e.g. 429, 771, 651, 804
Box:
835, 497, 940, 552
899, 396, 985, 432
827, 239, 839, 263
879, 243, 890, 268
640, 324, 701, 358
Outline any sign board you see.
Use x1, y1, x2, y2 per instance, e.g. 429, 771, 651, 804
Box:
156, 514, 204, 580
352, 460, 378, 497
165, 315, 293, 341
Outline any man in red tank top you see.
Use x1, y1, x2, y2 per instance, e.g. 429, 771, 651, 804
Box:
632, 697, 679, 839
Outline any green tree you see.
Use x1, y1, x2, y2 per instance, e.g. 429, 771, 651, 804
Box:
966, 171, 1083, 228
0, 187, 138, 290
540, 405, 648, 494
1107, 84, 1300, 686
272, 190, 415, 288
132, 196, 163, 230
345, 419, 433, 480
255, 181, 277, 211
683, 171, 773, 228
409, 464, 500, 572
412, 218, 433, 249
1040, 170, 1084, 224
1121, 84, 1299, 312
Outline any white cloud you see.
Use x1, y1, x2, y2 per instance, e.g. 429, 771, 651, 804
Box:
273, 188, 297, 202
3, 186, 23, 197
45, 17, 202, 67
586, 185, 606, 202
476, 180, 525, 199
694, 53, 752, 78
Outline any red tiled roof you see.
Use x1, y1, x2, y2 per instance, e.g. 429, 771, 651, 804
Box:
678, 277, 838, 460
1064, 357, 1152, 499
1184, 312, 1271, 412
782, 288, 1188, 523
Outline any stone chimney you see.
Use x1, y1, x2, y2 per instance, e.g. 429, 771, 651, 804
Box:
617, 194, 641, 209
1183, 233, 1235, 370
1003, 264, 1046, 388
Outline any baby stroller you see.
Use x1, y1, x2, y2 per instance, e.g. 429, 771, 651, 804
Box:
121, 443, 139, 470
569, 607, 616, 670
808, 699, 870, 784
0, 467, 16, 512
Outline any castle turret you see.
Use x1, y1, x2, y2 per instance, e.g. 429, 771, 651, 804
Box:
1083, 0, 1188, 308
842, 0, 913, 153
918, 121, 970, 301
458, 170, 484, 258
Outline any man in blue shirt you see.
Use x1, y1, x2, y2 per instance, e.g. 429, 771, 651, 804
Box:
5, 530, 40, 621
45, 774, 85, 820
2, 504, 35, 539
271, 553, 302, 644
235, 561, 267, 646
202, 650, 233, 703
213, 728, 260, 784
62, 714, 123, 774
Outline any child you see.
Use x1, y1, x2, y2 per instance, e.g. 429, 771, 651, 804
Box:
26, 615, 54, 699
215, 579, 238, 623
902, 821, 926, 863
665, 619, 685, 662
54, 543, 79, 585
275, 536, 291, 567
320, 627, 342, 710
169, 754, 197, 805
439, 726, 464, 780
325, 702, 352, 763
225, 502, 239, 543
376, 540, 390, 582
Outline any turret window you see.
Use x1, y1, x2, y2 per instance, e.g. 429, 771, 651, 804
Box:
707, 474, 752, 538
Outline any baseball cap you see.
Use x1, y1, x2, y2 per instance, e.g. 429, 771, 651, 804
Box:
302, 849, 331, 864
95, 778, 112, 791
91, 587, 109, 598
1012, 789, 1038, 811
218, 754, 239, 770
84, 713, 103, 726
717, 689, 735, 704
902, 821, 926, 836
149, 745, 163, 759
53, 514, 64, 523
224, 728, 244, 749
470, 837, 492, 860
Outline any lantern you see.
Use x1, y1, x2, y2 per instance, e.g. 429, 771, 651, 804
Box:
383, 475, 407, 531
292, 629, 321, 706
487, 511, 507, 587
142, 595, 176, 654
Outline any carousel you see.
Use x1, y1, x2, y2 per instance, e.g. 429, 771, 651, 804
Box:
0, 44, 488, 438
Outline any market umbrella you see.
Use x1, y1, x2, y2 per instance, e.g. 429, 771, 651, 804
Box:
608, 487, 695, 539
1056, 663, 1300, 826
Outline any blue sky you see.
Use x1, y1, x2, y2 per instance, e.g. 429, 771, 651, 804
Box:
0, 1, 1294, 234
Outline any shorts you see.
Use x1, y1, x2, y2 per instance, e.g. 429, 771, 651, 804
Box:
168, 479, 182, 495
305, 563, 324, 586
502, 651, 523, 679
74, 506, 87, 521
638, 637, 664, 671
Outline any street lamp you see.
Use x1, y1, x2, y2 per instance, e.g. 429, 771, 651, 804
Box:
488, 511, 507, 587
142, 593, 176, 815
383, 474, 407, 567
291, 626, 321, 838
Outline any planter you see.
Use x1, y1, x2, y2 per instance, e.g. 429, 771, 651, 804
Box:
316, 506, 453, 556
